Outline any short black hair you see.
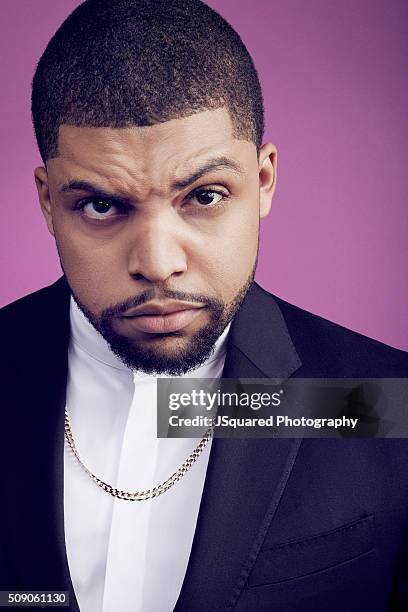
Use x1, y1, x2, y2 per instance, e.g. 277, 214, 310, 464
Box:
31, 0, 264, 163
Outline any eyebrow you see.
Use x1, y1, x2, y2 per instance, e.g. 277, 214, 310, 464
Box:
59, 180, 131, 205
171, 156, 244, 190
59, 156, 243, 200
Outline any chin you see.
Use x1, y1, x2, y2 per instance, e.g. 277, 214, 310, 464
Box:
106, 329, 220, 375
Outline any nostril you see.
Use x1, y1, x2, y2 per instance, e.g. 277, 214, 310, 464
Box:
131, 272, 146, 281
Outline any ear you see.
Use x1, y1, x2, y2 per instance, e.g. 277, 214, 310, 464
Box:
258, 143, 277, 219
34, 166, 55, 236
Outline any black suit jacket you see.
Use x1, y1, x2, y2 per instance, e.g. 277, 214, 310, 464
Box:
0, 277, 407, 611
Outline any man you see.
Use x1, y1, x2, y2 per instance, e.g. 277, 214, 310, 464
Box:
0, 0, 407, 610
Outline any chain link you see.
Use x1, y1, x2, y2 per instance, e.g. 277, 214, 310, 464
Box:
64, 410, 213, 501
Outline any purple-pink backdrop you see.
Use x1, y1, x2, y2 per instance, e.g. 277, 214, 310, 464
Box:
1, 0, 407, 350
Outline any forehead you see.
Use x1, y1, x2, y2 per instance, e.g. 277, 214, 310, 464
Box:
51, 108, 255, 195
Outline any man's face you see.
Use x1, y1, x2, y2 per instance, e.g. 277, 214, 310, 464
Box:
35, 108, 276, 374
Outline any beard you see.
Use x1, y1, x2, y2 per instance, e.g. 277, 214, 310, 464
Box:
69, 267, 256, 376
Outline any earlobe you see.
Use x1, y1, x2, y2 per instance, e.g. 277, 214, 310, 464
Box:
258, 143, 277, 219
34, 166, 55, 236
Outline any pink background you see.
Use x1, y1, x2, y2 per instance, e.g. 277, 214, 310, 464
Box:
0, 0, 407, 350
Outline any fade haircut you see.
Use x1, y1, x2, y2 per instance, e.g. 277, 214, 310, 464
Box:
31, 0, 264, 163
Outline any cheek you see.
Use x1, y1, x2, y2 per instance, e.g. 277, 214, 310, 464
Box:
193, 205, 259, 300
52, 219, 127, 312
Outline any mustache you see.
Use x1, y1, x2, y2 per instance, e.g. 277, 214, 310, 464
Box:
99, 288, 224, 319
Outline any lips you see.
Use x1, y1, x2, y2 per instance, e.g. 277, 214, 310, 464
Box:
120, 301, 206, 334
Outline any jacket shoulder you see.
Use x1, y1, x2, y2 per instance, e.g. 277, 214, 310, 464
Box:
255, 285, 408, 376
0, 278, 71, 365
1, 281, 63, 319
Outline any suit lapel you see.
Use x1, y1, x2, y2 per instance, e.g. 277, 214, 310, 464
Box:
222, 281, 302, 379
175, 282, 303, 610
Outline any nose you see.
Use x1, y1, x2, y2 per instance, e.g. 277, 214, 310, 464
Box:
126, 213, 188, 283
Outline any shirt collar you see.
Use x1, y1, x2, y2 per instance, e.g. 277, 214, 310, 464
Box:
69, 296, 231, 376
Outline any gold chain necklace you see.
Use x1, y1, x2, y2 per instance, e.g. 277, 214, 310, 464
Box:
64, 410, 213, 501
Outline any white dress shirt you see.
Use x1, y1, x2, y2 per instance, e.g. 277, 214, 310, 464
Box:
64, 298, 230, 612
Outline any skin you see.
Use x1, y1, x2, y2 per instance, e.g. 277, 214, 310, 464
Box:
35, 108, 277, 370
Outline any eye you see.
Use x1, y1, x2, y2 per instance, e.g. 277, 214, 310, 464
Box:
191, 189, 225, 207
79, 198, 125, 220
